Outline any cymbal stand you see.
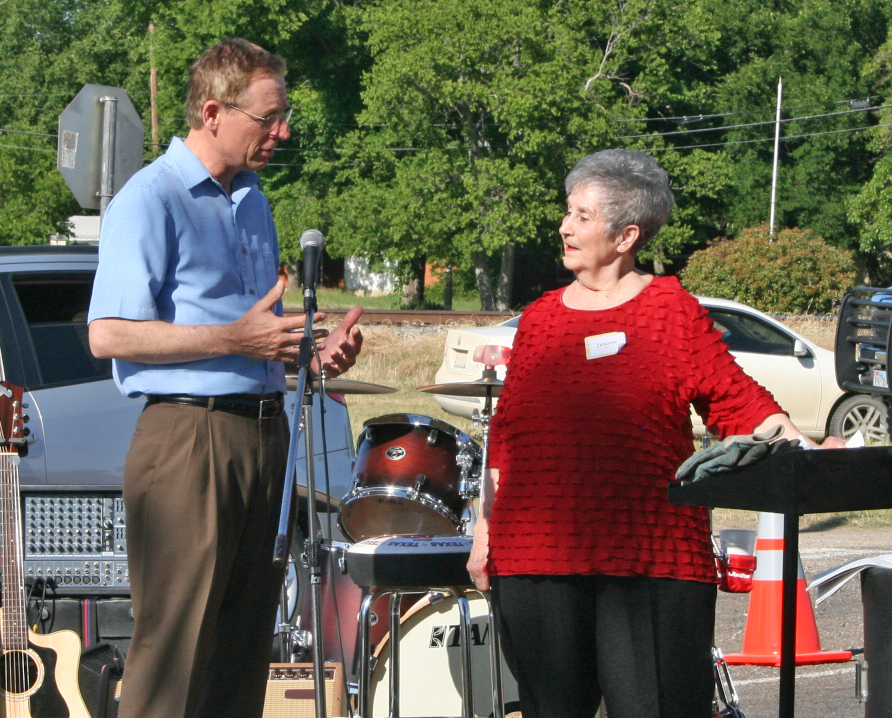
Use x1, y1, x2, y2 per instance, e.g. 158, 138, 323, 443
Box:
463, 366, 497, 501
273, 311, 328, 718
463, 367, 505, 716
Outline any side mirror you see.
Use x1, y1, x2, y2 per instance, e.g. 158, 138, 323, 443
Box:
793, 339, 812, 358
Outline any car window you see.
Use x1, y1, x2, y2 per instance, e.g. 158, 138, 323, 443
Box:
706, 308, 796, 356
12, 272, 111, 387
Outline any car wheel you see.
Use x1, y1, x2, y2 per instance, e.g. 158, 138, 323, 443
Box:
828, 394, 889, 444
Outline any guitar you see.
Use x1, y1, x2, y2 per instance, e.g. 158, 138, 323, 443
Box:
0, 381, 90, 718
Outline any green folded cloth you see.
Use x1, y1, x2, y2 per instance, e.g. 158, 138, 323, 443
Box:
675, 424, 802, 482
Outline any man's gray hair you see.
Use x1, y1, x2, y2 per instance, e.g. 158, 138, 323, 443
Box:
565, 149, 674, 246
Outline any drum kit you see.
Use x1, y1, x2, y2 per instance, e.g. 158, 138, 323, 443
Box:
280, 351, 519, 718
281, 347, 739, 718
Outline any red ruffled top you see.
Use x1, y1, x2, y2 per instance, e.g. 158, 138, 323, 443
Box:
487, 277, 784, 582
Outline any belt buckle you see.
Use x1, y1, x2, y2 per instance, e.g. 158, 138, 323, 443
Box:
258, 397, 280, 420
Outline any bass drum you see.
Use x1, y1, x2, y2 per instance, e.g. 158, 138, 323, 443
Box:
339, 414, 480, 542
370, 593, 604, 718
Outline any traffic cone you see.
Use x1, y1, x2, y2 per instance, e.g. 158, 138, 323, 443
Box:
724, 512, 852, 666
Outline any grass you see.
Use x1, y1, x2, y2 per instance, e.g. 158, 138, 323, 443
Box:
313, 320, 480, 442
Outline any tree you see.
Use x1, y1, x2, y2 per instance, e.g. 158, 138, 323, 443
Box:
680, 225, 857, 314
0, 0, 142, 244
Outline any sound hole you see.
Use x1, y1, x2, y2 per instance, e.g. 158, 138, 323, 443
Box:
1, 649, 40, 695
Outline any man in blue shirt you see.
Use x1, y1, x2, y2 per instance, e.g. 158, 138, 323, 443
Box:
88, 38, 362, 718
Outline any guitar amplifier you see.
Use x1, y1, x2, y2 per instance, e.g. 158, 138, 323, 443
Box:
262, 663, 344, 718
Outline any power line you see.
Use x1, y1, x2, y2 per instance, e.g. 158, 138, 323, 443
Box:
0, 128, 57, 139
643, 121, 892, 152
618, 103, 892, 140
615, 95, 885, 124
0, 141, 55, 153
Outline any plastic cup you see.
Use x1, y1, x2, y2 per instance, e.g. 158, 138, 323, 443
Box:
720, 528, 756, 556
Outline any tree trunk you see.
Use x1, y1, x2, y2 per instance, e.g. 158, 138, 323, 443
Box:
652, 243, 666, 276
496, 243, 515, 310
402, 257, 426, 306
287, 263, 301, 291
474, 251, 496, 311
443, 266, 453, 310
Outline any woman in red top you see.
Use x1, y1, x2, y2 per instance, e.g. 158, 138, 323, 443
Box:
467, 149, 844, 718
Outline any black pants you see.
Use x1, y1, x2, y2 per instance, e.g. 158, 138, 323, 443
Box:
492, 574, 717, 718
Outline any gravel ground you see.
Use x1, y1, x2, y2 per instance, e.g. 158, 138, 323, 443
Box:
713, 525, 892, 717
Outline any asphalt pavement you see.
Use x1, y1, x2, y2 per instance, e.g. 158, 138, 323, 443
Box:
713, 523, 892, 717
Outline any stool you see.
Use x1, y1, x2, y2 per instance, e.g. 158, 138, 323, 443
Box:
346, 535, 504, 718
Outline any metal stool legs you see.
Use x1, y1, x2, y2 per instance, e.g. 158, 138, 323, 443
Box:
357, 587, 504, 718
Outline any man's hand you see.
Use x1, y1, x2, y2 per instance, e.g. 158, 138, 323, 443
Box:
228, 280, 319, 363
312, 305, 363, 377
88, 281, 363, 371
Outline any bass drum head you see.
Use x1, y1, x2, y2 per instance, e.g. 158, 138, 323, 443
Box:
369, 592, 518, 718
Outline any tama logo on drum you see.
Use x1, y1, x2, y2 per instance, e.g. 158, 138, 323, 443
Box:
429, 622, 490, 648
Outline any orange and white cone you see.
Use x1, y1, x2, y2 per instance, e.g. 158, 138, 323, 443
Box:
724, 512, 852, 666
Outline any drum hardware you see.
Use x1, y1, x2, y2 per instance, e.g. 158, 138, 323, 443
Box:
457, 442, 481, 500
412, 473, 428, 494
712, 647, 745, 717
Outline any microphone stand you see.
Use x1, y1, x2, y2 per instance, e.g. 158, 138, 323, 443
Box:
273, 301, 328, 718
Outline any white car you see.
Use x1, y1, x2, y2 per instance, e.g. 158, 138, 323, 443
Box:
433, 296, 887, 442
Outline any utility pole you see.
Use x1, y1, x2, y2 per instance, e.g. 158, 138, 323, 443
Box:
769, 78, 783, 240
149, 22, 160, 151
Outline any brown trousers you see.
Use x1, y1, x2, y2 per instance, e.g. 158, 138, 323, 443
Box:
118, 402, 289, 718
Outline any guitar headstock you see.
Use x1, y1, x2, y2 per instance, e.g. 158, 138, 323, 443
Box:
0, 381, 27, 456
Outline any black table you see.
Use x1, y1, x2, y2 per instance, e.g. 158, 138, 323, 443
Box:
669, 446, 892, 718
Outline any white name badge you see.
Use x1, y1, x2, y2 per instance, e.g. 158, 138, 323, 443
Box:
584, 331, 626, 360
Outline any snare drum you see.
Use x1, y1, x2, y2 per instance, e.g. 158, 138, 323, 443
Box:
339, 414, 481, 542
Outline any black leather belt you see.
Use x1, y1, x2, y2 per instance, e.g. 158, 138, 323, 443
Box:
146, 393, 285, 420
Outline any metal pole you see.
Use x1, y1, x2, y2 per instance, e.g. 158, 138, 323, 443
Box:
301, 401, 328, 718
769, 78, 783, 240
99, 95, 118, 221
149, 23, 161, 151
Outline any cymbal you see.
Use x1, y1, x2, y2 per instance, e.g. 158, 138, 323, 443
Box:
417, 376, 504, 397
286, 376, 397, 394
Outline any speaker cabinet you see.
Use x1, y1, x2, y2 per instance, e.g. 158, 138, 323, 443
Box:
262, 663, 344, 718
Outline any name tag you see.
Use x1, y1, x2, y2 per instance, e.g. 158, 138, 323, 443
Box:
584, 331, 626, 360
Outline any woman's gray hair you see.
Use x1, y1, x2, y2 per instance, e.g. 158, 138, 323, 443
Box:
565, 149, 674, 247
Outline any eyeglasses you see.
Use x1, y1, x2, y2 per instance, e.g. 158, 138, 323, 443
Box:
225, 103, 294, 129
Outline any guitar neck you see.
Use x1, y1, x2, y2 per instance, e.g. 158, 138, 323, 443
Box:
1, 449, 28, 650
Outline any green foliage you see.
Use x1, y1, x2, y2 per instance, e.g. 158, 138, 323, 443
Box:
1, 0, 891, 290
679, 225, 857, 314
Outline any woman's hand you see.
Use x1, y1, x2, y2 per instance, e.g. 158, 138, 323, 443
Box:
467, 467, 499, 592
817, 435, 847, 449
468, 519, 491, 592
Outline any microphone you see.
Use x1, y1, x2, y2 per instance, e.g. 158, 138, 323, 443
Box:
299, 229, 324, 311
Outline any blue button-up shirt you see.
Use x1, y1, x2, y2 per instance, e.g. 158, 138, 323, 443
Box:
88, 137, 286, 398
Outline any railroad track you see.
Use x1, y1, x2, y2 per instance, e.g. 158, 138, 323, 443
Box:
284, 308, 517, 326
